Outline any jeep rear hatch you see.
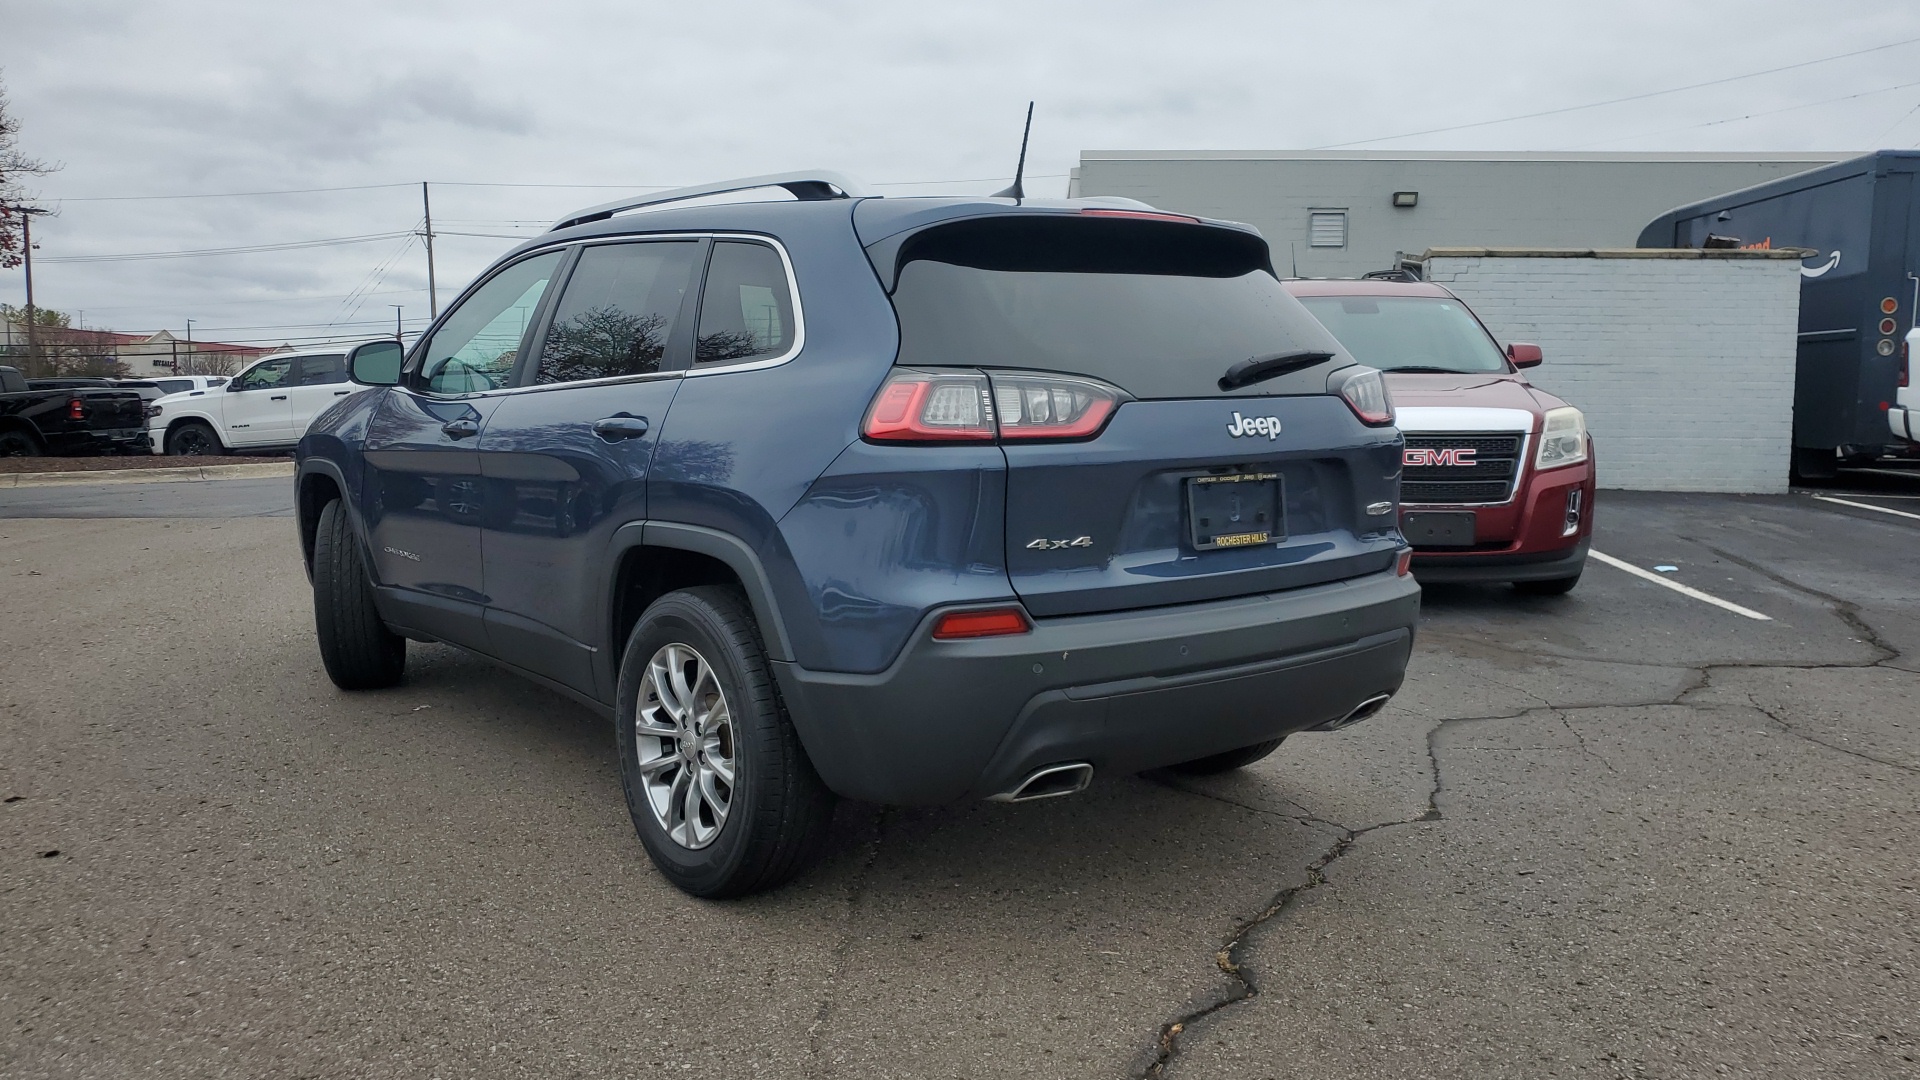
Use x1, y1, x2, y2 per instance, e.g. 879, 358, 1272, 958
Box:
875, 213, 1403, 617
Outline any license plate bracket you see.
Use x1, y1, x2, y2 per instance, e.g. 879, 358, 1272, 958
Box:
1401, 510, 1478, 548
1187, 473, 1284, 551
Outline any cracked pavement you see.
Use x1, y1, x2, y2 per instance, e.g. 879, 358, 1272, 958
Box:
3, 485, 1917, 1078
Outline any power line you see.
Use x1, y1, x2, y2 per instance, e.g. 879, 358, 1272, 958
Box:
159, 316, 433, 334
41, 171, 1075, 205
52, 182, 417, 202
39, 230, 416, 264
1563, 78, 1920, 150
1873, 97, 1920, 145
1312, 34, 1920, 149
75, 287, 425, 314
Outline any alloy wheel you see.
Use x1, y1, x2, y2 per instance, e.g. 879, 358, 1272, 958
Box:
635, 642, 737, 849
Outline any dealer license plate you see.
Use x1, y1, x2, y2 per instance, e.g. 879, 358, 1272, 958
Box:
1187, 473, 1284, 550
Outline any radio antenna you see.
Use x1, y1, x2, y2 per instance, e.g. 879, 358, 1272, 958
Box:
992, 102, 1035, 202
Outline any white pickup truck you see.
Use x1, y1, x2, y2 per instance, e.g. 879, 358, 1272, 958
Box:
148, 349, 360, 455
1893, 328, 1919, 446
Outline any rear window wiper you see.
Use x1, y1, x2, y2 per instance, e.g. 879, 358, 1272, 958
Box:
1218, 350, 1335, 391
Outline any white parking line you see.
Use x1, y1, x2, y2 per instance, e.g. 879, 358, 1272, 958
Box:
1588, 550, 1774, 621
1812, 495, 1920, 523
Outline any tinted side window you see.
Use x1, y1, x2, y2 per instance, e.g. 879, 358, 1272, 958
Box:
535, 241, 700, 384
153, 379, 191, 395
233, 358, 292, 391
292, 353, 348, 385
419, 251, 564, 394
695, 241, 795, 365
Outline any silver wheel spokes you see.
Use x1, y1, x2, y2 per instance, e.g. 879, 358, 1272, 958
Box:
635, 642, 736, 850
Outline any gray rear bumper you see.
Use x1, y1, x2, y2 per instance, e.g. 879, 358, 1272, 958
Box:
773, 569, 1420, 805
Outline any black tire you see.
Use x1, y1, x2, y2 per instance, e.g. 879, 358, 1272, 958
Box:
167, 421, 225, 457
312, 498, 406, 689
615, 586, 834, 898
1167, 737, 1286, 776
0, 428, 42, 457
1515, 572, 1581, 596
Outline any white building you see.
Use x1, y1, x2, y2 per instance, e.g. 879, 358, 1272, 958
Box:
1072, 151, 1849, 277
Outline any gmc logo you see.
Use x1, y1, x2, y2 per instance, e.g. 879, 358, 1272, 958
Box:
1405, 447, 1478, 467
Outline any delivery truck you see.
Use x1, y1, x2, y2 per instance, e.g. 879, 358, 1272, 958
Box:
1638, 150, 1919, 479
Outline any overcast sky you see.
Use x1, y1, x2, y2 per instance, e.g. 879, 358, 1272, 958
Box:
5, 0, 1920, 348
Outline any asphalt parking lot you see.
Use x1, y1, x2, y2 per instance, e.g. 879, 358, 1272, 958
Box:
2, 475, 1916, 1079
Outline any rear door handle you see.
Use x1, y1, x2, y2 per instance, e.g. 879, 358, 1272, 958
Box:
333, 389, 352, 396
441, 418, 481, 440
592, 415, 650, 441
270, 394, 288, 401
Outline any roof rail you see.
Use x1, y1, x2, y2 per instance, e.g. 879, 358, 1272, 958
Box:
550, 171, 870, 231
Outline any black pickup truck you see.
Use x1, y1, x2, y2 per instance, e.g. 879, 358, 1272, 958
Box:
0, 366, 152, 456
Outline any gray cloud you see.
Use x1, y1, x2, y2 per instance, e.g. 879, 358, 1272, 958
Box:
3, 0, 1918, 344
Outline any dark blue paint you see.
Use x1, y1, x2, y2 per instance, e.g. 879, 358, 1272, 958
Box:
474, 376, 682, 688
359, 389, 505, 611
298, 190, 1409, 720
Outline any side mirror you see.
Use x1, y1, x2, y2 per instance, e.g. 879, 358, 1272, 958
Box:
348, 340, 405, 387
1507, 342, 1544, 369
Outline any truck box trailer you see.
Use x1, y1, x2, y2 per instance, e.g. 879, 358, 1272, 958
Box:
1638, 150, 1918, 478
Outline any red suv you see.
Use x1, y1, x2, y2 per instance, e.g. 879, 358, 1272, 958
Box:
1285, 279, 1595, 594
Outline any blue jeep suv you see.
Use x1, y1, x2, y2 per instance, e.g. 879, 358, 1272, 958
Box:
296, 172, 1419, 897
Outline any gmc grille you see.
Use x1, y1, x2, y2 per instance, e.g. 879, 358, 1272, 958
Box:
1402, 432, 1524, 504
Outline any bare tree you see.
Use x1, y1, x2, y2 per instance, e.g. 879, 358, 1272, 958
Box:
0, 306, 128, 377
1, 72, 56, 271
183, 349, 241, 377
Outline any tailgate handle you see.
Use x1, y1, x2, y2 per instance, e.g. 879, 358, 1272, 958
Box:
441, 418, 480, 440
592, 414, 650, 441
1218, 350, 1334, 391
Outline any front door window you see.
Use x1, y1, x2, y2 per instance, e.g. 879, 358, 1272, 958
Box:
416, 251, 564, 394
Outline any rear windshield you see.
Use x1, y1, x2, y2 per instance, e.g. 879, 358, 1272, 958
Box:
887, 217, 1348, 399
1294, 295, 1509, 374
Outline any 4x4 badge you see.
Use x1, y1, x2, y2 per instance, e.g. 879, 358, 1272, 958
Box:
1026, 536, 1094, 550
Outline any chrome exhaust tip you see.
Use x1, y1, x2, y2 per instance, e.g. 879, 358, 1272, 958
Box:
989, 762, 1095, 803
1312, 692, 1393, 732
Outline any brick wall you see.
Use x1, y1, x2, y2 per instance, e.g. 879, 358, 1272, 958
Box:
1420, 251, 1803, 493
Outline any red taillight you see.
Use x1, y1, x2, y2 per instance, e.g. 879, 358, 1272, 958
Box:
862, 369, 1125, 445
1333, 367, 1394, 426
1395, 548, 1414, 577
1078, 208, 1201, 224
67, 397, 85, 421
861, 370, 996, 442
931, 607, 1031, 640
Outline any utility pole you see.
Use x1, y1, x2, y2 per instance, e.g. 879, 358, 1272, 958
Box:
185, 319, 194, 376
391, 304, 404, 342
12, 206, 50, 373
422, 181, 438, 318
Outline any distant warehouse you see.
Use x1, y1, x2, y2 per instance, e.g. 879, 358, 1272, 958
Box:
1071, 151, 1849, 277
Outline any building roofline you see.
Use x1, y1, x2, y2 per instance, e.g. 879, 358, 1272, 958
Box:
1414, 246, 1814, 260
1078, 150, 1858, 164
